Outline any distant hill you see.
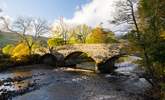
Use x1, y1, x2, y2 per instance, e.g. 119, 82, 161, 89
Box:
0, 31, 48, 48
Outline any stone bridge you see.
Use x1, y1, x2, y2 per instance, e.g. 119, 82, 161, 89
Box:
49, 43, 128, 73
56, 44, 125, 63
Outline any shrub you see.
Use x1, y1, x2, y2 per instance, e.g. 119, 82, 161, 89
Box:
47, 38, 64, 48
11, 43, 29, 61
2, 44, 14, 55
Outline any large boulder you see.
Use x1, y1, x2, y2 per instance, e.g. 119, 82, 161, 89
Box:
40, 54, 57, 66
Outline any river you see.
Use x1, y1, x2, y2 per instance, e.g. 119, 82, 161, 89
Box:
0, 56, 151, 100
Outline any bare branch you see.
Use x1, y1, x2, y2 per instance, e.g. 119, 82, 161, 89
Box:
1, 16, 50, 55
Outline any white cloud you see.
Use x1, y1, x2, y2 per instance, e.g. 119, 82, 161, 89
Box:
0, 15, 13, 31
71, 0, 126, 34
64, 0, 127, 34
53, 0, 133, 35
66, 0, 117, 27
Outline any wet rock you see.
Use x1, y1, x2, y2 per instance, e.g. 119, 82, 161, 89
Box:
5, 78, 13, 82
13, 76, 22, 82
0, 75, 42, 100
4, 82, 12, 86
39, 72, 45, 76
33, 72, 45, 77
0, 81, 4, 86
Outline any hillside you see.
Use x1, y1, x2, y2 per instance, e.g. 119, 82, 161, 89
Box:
0, 31, 48, 48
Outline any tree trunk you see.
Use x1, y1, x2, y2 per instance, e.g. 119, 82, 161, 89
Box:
29, 47, 32, 56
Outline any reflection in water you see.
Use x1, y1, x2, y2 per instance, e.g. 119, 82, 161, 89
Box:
13, 70, 32, 77
115, 56, 142, 75
76, 62, 96, 71
12, 70, 32, 90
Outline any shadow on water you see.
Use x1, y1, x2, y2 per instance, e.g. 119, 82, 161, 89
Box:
64, 51, 96, 71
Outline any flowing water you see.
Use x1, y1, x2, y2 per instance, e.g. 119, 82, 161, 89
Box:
0, 56, 151, 100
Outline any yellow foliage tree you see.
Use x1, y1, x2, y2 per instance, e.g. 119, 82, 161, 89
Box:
11, 43, 29, 61
86, 27, 108, 43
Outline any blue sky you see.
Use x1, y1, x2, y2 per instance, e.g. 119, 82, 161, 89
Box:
0, 0, 89, 22
0, 0, 132, 35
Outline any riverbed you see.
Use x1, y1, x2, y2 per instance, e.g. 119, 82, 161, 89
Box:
0, 56, 151, 100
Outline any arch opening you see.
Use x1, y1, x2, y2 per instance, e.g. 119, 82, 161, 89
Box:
64, 51, 96, 70
115, 55, 141, 74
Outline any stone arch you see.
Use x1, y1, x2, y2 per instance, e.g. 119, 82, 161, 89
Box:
64, 51, 96, 69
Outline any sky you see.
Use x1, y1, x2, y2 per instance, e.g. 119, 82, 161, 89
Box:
0, 0, 90, 21
0, 0, 133, 35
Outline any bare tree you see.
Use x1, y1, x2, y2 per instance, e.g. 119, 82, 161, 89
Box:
0, 16, 50, 55
74, 24, 91, 43
52, 17, 70, 44
112, 0, 140, 38
112, 0, 158, 86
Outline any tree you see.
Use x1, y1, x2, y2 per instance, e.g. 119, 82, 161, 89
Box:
74, 24, 91, 43
138, 1, 165, 98
113, 0, 140, 38
106, 31, 118, 43
114, 0, 151, 78
52, 17, 70, 44
11, 43, 29, 61
86, 27, 109, 43
139, 0, 165, 77
1, 16, 50, 55
47, 38, 64, 53
116, 0, 165, 98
